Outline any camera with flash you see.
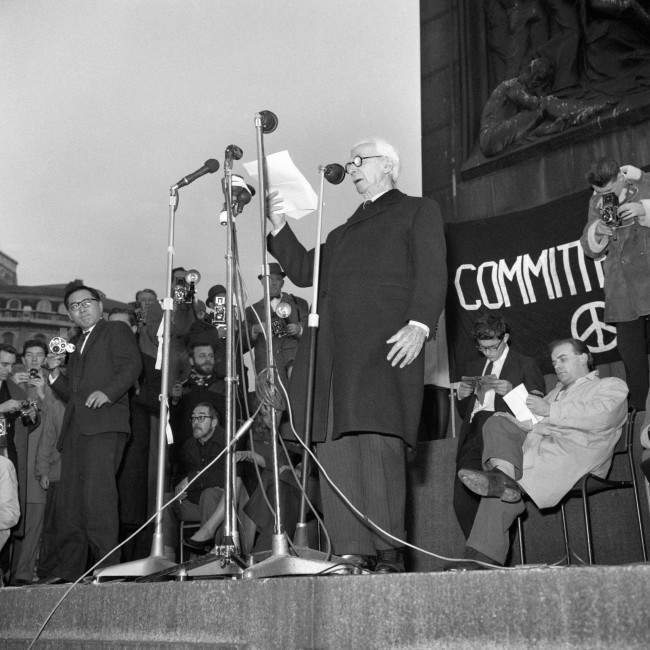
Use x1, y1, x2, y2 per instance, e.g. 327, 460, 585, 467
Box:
270, 298, 292, 337
174, 269, 201, 304
207, 295, 227, 339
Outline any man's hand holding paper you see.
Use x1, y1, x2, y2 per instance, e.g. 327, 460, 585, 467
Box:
503, 383, 544, 426
244, 150, 318, 221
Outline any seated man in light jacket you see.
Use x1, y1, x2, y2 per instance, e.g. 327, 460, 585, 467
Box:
457, 338, 628, 566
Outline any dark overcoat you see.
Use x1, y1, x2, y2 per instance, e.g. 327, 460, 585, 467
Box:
269, 189, 447, 447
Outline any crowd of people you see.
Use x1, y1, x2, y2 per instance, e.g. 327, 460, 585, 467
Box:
0, 139, 648, 584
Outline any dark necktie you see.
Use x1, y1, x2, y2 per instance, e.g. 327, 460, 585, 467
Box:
80, 330, 90, 353
476, 361, 494, 403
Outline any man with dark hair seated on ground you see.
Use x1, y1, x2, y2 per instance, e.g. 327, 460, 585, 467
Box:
162, 402, 239, 561
454, 312, 545, 538
183, 402, 302, 558
456, 338, 628, 567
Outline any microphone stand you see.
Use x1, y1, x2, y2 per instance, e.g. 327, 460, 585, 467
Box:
93, 188, 180, 580
290, 166, 334, 560
243, 116, 339, 578
175, 153, 247, 579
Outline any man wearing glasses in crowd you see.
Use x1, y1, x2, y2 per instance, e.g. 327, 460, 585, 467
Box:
41, 285, 141, 584
453, 313, 544, 538
267, 137, 446, 572
162, 402, 236, 562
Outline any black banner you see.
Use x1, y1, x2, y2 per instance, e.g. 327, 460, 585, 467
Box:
446, 188, 619, 377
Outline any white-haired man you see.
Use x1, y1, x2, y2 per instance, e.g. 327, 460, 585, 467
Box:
267, 138, 447, 571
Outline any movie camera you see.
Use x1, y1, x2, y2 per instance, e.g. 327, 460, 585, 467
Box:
599, 192, 621, 228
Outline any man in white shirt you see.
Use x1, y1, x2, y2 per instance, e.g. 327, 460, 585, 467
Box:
454, 313, 544, 538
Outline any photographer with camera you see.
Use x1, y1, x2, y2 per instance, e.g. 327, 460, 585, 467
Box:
8, 339, 61, 584
580, 159, 650, 414
245, 263, 308, 392
0, 343, 39, 582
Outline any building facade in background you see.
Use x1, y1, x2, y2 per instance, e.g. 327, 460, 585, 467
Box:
0, 250, 128, 351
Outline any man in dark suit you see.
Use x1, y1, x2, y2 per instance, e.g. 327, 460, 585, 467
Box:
268, 137, 447, 572
453, 312, 545, 538
43, 285, 141, 582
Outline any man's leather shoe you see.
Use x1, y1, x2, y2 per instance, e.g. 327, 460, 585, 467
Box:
183, 538, 213, 555
457, 467, 521, 503
340, 554, 375, 573
374, 548, 405, 573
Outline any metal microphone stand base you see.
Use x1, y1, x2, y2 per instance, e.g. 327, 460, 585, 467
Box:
131, 548, 245, 582
242, 534, 342, 579
287, 522, 338, 564
174, 545, 245, 579
92, 554, 176, 582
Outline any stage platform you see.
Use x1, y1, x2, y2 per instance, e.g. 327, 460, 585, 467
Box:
0, 563, 649, 648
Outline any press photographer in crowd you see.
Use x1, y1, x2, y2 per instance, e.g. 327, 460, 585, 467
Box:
580, 159, 650, 414
9, 340, 63, 585
245, 263, 308, 392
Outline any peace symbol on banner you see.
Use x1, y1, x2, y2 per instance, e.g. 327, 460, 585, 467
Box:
571, 301, 617, 353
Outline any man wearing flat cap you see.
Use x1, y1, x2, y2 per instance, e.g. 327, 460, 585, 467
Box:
245, 263, 308, 392
267, 137, 446, 572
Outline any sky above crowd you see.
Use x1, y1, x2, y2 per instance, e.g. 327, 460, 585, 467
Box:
1, 0, 421, 306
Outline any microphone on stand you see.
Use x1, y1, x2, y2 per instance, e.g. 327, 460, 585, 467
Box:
258, 110, 278, 134
323, 163, 346, 185
232, 174, 255, 208
172, 159, 220, 190
225, 145, 243, 162
220, 174, 256, 224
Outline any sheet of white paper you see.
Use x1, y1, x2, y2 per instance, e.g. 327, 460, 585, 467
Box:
243, 150, 318, 220
503, 383, 543, 424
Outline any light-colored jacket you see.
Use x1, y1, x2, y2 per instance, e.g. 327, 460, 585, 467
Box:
0, 455, 19, 552
519, 372, 628, 509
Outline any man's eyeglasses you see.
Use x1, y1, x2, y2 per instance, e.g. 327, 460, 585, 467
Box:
68, 298, 99, 312
190, 415, 213, 423
344, 155, 384, 174
476, 340, 503, 353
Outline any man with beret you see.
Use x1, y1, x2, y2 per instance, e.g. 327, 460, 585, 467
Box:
267, 137, 447, 572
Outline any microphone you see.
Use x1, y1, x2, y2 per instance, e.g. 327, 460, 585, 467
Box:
225, 145, 243, 161
231, 174, 256, 206
220, 175, 256, 224
173, 159, 220, 190
323, 163, 345, 185
258, 110, 278, 134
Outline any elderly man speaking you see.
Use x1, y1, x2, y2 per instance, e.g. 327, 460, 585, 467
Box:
267, 138, 447, 572
458, 338, 628, 566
